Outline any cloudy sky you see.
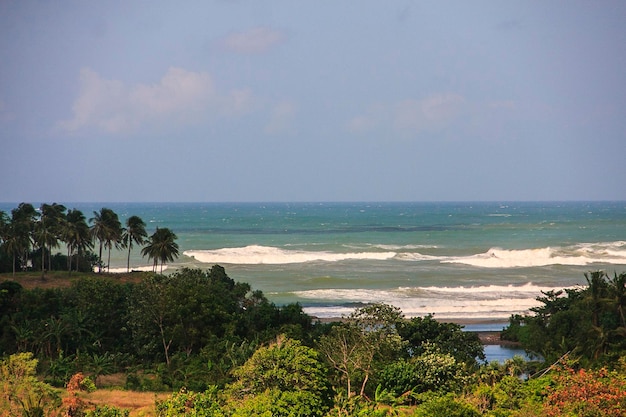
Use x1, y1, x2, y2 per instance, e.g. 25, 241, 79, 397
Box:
1, 1, 625, 202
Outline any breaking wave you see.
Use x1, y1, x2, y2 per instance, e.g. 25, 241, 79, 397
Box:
294, 283, 579, 319
184, 245, 396, 265
442, 241, 626, 268
183, 241, 626, 268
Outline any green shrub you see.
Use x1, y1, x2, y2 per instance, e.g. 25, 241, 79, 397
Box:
413, 393, 480, 417
155, 388, 225, 417
85, 405, 130, 417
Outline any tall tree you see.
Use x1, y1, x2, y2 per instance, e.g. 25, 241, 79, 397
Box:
121, 215, 147, 272
90, 208, 122, 273
2, 221, 24, 276
9, 203, 37, 273
63, 209, 92, 274
34, 203, 66, 277
141, 227, 179, 273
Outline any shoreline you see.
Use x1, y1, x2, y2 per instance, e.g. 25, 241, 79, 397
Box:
313, 316, 519, 347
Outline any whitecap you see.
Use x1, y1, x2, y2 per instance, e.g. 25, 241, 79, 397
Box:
442, 241, 626, 268
294, 283, 576, 320
296, 284, 567, 320
183, 245, 396, 265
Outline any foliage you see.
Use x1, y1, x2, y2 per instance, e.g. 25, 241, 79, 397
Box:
155, 388, 224, 417
541, 365, 626, 417
396, 314, 485, 365
0, 352, 61, 417
227, 336, 332, 417
503, 271, 626, 364
412, 392, 480, 417
317, 303, 405, 398
378, 343, 469, 401
85, 405, 130, 417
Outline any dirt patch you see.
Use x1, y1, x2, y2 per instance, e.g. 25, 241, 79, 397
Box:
0, 271, 150, 290
80, 390, 170, 417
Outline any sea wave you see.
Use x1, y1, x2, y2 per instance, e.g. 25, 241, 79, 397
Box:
442, 241, 626, 268
183, 241, 626, 267
183, 245, 396, 265
294, 283, 577, 319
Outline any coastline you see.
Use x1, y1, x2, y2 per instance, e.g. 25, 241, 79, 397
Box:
313, 316, 518, 347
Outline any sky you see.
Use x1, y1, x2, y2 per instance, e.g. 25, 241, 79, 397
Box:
1, 1, 625, 203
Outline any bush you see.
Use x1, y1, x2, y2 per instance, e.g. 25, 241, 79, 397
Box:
412, 393, 480, 417
155, 388, 225, 417
85, 405, 130, 417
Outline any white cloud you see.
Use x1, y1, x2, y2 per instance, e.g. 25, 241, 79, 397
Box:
221, 27, 285, 54
346, 93, 466, 136
265, 100, 297, 134
393, 93, 465, 134
58, 67, 254, 134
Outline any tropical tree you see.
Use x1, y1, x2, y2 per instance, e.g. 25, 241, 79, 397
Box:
63, 209, 93, 274
2, 221, 23, 276
317, 303, 405, 398
121, 215, 147, 272
4, 204, 37, 274
0, 210, 7, 243
90, 208, 122, 273
34, 203, 66, 277
227, 336, 332, 417
141, 227, 179, 273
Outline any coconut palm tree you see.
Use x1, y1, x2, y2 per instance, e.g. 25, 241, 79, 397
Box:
122, 215, 147, 272
35, 203, 66, 277
90, 208, 122, 273
7, 203, 37, 273
2, 221, 27, 276
63, 209, 92, 274
141, 227, 179, 273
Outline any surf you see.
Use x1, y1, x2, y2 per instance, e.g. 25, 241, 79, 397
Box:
184, 245, 396, 265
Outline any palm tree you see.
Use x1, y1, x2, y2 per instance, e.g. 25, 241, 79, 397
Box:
2, 221, 26, 276
63, 209, 92, 274
609, 272, 626, 328
122, 215, 147, 272
35, 203, 66, 277
0, 210, 9, 270
141, 227, 179, 273
90, 208, 122, 273
10, 203, 37, 271
0, 210, 8, 242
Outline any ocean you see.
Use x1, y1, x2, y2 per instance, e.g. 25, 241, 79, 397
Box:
3, 201, 626, 323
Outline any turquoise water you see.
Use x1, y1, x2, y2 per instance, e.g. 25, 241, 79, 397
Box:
3, 201, 625, 320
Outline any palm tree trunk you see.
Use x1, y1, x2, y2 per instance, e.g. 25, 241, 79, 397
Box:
98, 241, 103, 273
68, 247, 72, 276
127, 247, 131, 273
41, 244, 45, 279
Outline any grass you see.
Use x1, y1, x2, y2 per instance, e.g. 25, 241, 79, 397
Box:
0, 270, 152, 289
79, 389, 170, 417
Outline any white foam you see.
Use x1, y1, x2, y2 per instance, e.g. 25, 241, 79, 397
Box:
184, 245, 396, 265
93, 265, 167, 273
442, 241, 626, 268
296, 283, 578, 319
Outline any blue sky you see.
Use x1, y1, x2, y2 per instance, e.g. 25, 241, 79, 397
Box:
1, 1, 625, 202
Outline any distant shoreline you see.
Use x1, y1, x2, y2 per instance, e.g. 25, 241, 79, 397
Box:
313, 316, 517, 346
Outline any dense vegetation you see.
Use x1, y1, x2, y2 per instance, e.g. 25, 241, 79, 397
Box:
2, 267, 626, 416
1, 203, 625, 415
502, 271, 626, 366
